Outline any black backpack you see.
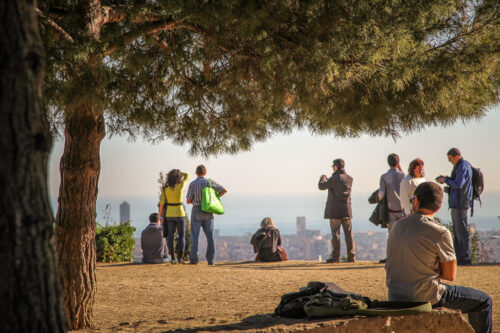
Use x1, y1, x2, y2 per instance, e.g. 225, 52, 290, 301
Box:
470, 166, 484, 216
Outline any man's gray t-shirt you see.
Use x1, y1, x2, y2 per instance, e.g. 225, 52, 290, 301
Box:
385, 213, 456, 304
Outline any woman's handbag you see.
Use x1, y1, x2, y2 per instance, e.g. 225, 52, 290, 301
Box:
277, 245, 288, 261
201, 179, 224, 215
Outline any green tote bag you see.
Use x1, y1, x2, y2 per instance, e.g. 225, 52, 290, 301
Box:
201, 179, 224, 215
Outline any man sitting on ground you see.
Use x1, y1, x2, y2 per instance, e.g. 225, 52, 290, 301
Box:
385, 182, 492, 333
141, 213, 168, 264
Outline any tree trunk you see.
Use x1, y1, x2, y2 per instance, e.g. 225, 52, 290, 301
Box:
56, 106, 105, 330
0, 0, 67, 332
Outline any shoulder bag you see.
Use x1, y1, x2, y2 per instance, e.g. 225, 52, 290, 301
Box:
201, 179, 224, 215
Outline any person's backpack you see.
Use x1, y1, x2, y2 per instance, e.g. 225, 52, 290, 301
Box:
274, 282, 327, 318
470, 166, 484, 217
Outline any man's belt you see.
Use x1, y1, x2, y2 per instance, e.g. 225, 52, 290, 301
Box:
166, 203, 183, 206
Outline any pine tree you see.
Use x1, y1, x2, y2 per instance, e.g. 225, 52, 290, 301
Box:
0, 0, 66, 331
38, 0, 499, 329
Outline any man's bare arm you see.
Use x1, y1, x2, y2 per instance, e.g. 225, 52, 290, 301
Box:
439, 259, 457, 281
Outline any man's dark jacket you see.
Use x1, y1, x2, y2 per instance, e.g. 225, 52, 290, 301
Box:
318, 169, 353, 219
368, 190, 389, 228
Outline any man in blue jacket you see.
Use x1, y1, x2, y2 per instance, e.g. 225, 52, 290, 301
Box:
437, 148, 473, 266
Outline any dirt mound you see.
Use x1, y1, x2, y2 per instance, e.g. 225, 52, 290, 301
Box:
76, 260, 499, 332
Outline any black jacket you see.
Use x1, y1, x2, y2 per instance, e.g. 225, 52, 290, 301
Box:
368, 190, 389, 228
251, 227, 282, 261
318, 169, 353, 219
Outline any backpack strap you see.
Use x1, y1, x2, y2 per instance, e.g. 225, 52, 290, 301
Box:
256, 228, 274, 260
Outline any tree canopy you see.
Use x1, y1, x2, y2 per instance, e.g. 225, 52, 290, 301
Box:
37, 0, 499, 329
41, 0, 500, 156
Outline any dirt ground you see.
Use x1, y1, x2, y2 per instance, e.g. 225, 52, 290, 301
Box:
77, 261, 500, 332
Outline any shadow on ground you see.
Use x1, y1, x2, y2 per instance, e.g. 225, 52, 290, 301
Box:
157, 313, 338, 333
216, 261, 383, 271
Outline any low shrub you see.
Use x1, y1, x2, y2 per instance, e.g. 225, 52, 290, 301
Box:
436, 217, 480, 263
96, 222, 136, 262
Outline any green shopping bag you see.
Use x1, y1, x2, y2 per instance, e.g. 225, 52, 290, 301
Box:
201, 179, 224, 215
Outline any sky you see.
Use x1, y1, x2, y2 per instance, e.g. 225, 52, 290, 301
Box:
48, 106, 500, 199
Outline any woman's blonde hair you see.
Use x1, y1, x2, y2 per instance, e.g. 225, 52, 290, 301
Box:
260, 217, 275, 229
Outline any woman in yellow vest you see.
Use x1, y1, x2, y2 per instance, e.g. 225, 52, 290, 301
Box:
159, 169, 189, 264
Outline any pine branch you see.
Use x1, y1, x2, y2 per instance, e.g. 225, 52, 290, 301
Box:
36, 8, 74, 43
102, 19, 183, 56
427, 14, 499, 52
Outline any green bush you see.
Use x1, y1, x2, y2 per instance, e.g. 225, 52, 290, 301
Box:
96, 222, 136, 262
436, 217, 480, 263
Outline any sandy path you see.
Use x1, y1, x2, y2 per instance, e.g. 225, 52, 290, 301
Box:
75, 261, 500, 332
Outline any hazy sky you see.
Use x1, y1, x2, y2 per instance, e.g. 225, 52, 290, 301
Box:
49, 106, 500, 198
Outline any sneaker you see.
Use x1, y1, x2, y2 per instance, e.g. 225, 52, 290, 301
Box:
189, 261, 198, 265
208, 262, 215, 266
326, 258, 340, 263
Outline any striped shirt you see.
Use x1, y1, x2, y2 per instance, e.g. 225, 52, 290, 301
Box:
186, 176, 226, 206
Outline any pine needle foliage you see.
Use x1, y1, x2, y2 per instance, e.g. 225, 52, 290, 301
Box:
40, 0, 499, 156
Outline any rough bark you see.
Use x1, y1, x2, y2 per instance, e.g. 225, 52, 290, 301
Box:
0, 0, 67, 332
56, 106, 105, 329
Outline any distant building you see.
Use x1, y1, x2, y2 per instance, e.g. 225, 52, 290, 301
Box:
297, 216, 306, 235
120, 201, 130, 223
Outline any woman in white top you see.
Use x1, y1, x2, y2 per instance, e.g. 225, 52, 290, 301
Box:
399, 158, 425, 216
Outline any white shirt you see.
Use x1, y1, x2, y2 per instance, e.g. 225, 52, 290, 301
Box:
399, 175, 426, 216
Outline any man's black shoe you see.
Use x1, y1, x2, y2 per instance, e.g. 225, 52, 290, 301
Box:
458, 260, 472, 266
379, 258, 387, 263
326, 258, 340, 263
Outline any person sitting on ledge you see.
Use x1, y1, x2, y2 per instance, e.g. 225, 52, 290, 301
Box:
251, 217, 283, 262
141, 213, 168, 264
386, 182, 492, 333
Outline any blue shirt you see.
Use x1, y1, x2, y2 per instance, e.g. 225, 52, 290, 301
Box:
444, 159, 473, 209
186, 176, 225, 206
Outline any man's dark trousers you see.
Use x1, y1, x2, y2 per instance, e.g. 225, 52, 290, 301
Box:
451, 207, 472, 265
434, 284, 492, 333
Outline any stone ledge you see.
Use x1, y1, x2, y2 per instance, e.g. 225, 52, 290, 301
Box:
207, 309, 473, 333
